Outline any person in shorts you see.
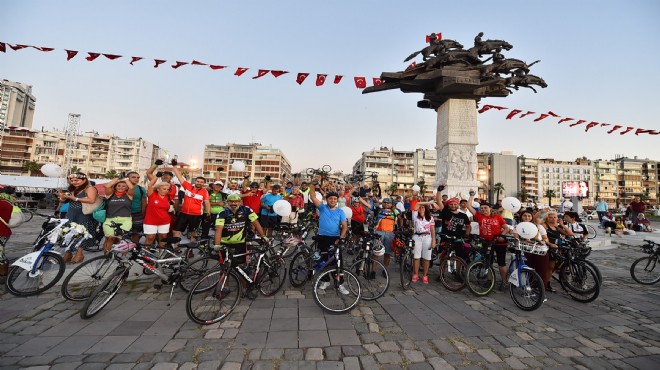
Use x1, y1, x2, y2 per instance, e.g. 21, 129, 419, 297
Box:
260, 184, 283, 237
171, 164, 210, 242
144, 180, 173, 247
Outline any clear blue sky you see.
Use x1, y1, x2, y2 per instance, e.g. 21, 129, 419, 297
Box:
2, 0, 659, 173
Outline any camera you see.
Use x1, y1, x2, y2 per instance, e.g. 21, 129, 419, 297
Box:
469, 190, 476, 196
156, 171, 162, 178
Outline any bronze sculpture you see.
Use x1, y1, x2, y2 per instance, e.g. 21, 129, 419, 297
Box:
363, 32, 546, 110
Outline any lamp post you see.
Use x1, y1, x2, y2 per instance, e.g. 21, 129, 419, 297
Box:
478, 169, 489, 203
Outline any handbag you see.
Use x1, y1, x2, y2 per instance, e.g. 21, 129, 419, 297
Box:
82, 196, 103, 215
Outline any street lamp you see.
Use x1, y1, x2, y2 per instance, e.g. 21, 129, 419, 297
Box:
478, 169, 489, 202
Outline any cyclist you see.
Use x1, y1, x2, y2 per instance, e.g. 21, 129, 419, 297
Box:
260, 184, 283, 238
466, 192, 510, 291
0, 190, 13, 277
411, 202, 437, 283
433, 187, 471, 280
309, 180, 349, 293
127, 171, 147, 243
201, 181, 226, 239
171, 165, 211, 243
563, 211, 588, 239
101, 177, 135, 254
374, 198, 402, 271
214, 193, 268, 300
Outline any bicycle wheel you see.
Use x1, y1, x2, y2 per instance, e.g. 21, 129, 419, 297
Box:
322, 165, 331, 173
305, 168, 315, 176
80, 266, 128, 319
559, 262, 600, 302
61, 254, 120, 301
186, 268, 241, 325
630, 256, 660, 285
400, 251, 414, 290
509, 269, 545, 311
179, 256, 222, 292
6, 252, 65, 297
585, 225, 597, 240
258, 256, 287, 296
288, 251, 312, 288
312, 267, 361, 314
582, 259, 603, 287
439, 256, 467, 292
83, 236, 104, 253
20, 208, 35, 222
350, 257, 389, 300
465, 260, 496, 296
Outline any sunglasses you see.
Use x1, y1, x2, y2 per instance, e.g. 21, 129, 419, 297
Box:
68, 174, 87, 180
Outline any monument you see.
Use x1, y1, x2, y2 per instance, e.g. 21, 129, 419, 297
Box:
363, 32, 546, 198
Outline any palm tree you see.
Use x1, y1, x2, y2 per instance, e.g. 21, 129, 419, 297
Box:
517, 189, 530, 202
105, 169, 118, 179
386, 183, 398, 196
493, 183, 505, 202
22, 161, 41, 176
417, 179, 428, 195
69, 165, 82, 174
544, 189, 556, 207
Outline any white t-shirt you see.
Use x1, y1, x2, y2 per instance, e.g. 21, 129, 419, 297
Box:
458, 208, 473, 220
412, 211, 435, 235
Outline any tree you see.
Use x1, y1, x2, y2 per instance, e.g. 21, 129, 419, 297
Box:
416, 179, 428, 196
105, 169, 118, 179
69, 165, 81, 174
517, 189, 530, 202
22, 161, 41, 176
493, 183, 505, 202
386, 183, 398, 196
544, 189, 556, 207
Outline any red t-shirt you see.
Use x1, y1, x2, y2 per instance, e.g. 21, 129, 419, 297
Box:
180, 181, 209, 215
144, 192, 171, 226
473, 212, 507, 241
630, 201, 646, 213
349, 204, 366, 223
242, 190, 263, 214
0, 200, 12, 237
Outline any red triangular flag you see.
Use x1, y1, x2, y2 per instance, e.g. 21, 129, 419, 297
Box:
635, 128, 660, 135
547, 111, 560, 117
619, 126, 634, 135
235, 67, 249, 76
569, 120, 586, 127
316, 74, 327, 86
558, 117, 574, 124
191, 60, 207, 66
354, 76, 367, 89
333, 75, 343, 84
154, 59, 166, 68
65, 50, 78, 61
296, 73, 310, 85
607, 125, 622, 134
600, 123, 610, 128
533, 114, 549, 122
271, 70, 288, 78
405, 61, 417, 71
9, 44, 28, 51
103, 54, 121, 60
519, 111, 535, 118
85, 52, 101, 61
0, 42, 6, 53
253, 69, 270, 79
506, 109, 522, 120
373, 78, 383, 86
478, 105, 507, 114
584, 122, 600, 132
130, 57, 143, 65
172, 61, 188, 69
209, 65, 227, 70
31, 46, 54, 52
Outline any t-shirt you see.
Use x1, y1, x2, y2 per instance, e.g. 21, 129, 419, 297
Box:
0, 199, 12, 237
439, 208, 470, 238
261, 193, 283, 217
458, 208, 474, 220
349, 204, 366, 223
318, 203, 347, 237
130, 185, 146, 214
144, 192, 171, 226
473, 212, 507, 241
412, 210, 435, 235
630, 201, 646, 213
215, 205, 259, 244
106, 193, 133, 218
596, 201, 608, 212
242, 190, 263, 214
180, 181, 209, 216
209, 191, 226, 215
375, 208, 399, 232
286, 193, 305, 211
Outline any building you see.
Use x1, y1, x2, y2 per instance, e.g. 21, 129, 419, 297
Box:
536, 157, 594, 207
611, 156, 658, 208
476, 151, 519, 203
0, 127, 36, 175
202, 143, 292, 184
0, 80, 36, 130
593, 159, 619, 209
519, 156, 540, 204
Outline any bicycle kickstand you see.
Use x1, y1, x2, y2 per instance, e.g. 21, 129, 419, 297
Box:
167, 283, 176, 306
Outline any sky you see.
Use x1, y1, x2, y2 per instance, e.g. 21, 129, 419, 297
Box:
2, 0, 659, 173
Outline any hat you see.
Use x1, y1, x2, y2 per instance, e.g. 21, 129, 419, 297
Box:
213, 181, 224, 186
227, 194, 241, 201
250, 182, 259, 187
382, 198, 393, 204
447, 198, 459, 206
162, 171, 174, 176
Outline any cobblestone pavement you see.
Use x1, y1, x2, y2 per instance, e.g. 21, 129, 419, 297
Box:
1, 219, 659, 369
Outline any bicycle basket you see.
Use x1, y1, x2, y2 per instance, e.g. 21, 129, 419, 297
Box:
518, 240, 548, 256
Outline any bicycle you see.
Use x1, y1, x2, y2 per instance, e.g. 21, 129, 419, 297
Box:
5, 219, 92, 297
312, 242, 362, 314
550, 239, 601, 303
287, 238, 320, 288
306, 165, 332, 180
630, 239, 660, 284
436, 234, 469, 292
394, 230, 415, 290
186, 239, 287, 325
465, 236, 499, 296
504, 236, 546, 311
348, 228, 389, 300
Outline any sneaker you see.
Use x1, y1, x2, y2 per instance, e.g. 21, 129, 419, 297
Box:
412, 274, 419, 282
422, 276, 429, 284
319, 281, 330, 290
244, 290, 258, 300
338, 284, 350, 295
368, 271, 376, 280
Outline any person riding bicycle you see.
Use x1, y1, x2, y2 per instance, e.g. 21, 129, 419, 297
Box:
309, 180, 349, 294
260, 184, 283, 238
373, 197, 402, 271
466, 191, 510, 291
434, 186, 471, 281
214, 193, 268, 300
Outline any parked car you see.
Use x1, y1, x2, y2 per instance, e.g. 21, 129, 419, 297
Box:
582, 210, 598, 220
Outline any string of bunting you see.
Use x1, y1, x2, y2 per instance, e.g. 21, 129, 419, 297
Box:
0, 41, 383, 89
478, 104, 659, 137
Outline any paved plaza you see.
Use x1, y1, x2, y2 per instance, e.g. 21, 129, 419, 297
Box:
1, 219, 659, 370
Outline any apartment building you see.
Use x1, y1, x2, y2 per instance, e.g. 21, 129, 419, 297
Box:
0, 80, 36, 130
593, 159, 619, 208
476, 152, 519, 203
0, 127, 36, 175
203, 143, 292, 184
612, 156, 658, 208
536, 157, 594, 207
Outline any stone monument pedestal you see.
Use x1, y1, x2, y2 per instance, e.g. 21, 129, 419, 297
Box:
435, 99, 481, 199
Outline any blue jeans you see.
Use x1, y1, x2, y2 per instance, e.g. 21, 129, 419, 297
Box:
376, 231, 395, 255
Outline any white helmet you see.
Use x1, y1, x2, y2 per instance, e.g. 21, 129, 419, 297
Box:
372, 240, 385, 257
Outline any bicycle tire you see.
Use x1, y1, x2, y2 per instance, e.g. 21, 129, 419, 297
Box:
6, 252, 65, 297
439, 256, 467, 292
312, 267, 361, 314
585, 225, 597, 240
400, 251, 414, 290
509, 269, 545, 311
559, 262, 600, 303
80, 266, 128, 319
179, 256, 222, 293
306, 168, 315, 176
61, 254, 120, 301
186, 268, 241, 325
258, 256, 287, 296
20, 209, 35, 222
288, 250, 312, 288
322, 165, 331, 173
581, 259, 603, 287
465, 260, 496, 296
630, 256, 660, 285
350, 257, 389, 300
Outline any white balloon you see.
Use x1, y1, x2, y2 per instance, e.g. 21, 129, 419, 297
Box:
516, 222, 539, 239
341, 206, 353, 219
563, 201, 574, 209
232, 160, 246, 172
41, 163, 62, 178
502, 197, 522, 213
472, 201, 481, 209
412, 185, 421, 192
272, 199, 292, 217
315, 191, 323, 201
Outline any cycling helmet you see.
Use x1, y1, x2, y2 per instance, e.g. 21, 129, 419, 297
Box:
325, 191, 339, 199
227, 194, 241, 201
382, 198, 394, 204
250, 181, 259, 188
372, 240, 385, 257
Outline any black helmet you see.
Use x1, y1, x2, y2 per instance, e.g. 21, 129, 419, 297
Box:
325, 191, 339, 199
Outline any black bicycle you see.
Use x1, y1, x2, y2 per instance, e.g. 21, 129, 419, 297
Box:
630, 239, 660, 285
348, 228, 389, 300
306, 165, 332, 179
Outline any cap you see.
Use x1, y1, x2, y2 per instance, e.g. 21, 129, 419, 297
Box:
213, 181, 224, 186
325, 191, 339, 198
382, 198, 393, 204
250, 181, 259, 187
227, 194, 241, 201
447, 198, 459, 206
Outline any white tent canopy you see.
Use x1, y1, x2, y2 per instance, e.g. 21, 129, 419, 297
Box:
0, 175, 111, 193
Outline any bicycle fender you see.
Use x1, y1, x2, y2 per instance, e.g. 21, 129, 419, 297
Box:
11, 251, 43, 271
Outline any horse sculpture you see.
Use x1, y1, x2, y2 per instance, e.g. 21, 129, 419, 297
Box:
425, 50, 483, 70
404, 37, 464, 62
505, 73, 547, 93
468, 39, 513, 57
473, 58, 540, 77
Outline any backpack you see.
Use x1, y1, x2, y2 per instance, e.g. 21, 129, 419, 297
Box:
92, 198, 107, 223
0, 204, 26, 228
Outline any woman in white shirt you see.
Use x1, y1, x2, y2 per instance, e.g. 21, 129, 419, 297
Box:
411, 202, 436, 284
516, 210, 553, 292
